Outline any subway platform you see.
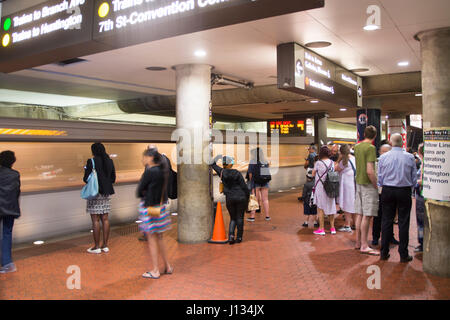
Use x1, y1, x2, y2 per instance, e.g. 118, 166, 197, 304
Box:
1, 189, 449, 300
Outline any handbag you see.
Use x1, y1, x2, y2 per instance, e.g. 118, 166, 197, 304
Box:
248, 193, 259, 211
81, 158, 99, 200
219, 170, 224, 193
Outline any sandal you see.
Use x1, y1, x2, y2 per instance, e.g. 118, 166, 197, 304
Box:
164, 267, 174, 275
360, 249, 380, 256
142, 271, 160, 279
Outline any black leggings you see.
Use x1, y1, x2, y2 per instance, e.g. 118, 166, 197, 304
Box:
226, 198, 247, 239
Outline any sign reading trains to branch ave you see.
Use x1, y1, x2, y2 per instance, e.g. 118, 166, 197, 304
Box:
0, 0, 96, 72
268, 117, 306, 137
0, 0, 324, 72
422, 128, 450, 202
277, 42, 363, 108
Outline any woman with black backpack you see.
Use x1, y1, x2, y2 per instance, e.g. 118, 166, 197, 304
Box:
312, 145, 337, 235
247, 148, 271, 222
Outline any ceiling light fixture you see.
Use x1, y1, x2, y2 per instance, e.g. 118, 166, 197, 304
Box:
339, 108, 347, 111
194, 50, 207, 57
146, 66, 167, 71
350, 68, 369, 73
398, 61, 409, 67
415, 93, 423, 97
310, 100, 319, 103
363, 24, 380, 31
33, 241, 44, 245
305, 41, 332, 48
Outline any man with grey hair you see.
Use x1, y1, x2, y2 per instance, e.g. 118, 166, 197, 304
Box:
378, 133, 417, 262
372, 144, 399, 246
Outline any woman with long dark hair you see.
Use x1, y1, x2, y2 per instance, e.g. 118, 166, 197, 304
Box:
137, 148, 173, 279
83, 142, 116, 254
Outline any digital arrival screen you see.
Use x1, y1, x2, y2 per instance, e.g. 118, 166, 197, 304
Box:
268, 118, 306, 137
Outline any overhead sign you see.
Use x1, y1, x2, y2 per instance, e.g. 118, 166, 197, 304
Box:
0, 0, 325, 72
0, 0, 101, 72
423, 128, 450, 202
277, 42, 363, 108
268, 117, 306, 137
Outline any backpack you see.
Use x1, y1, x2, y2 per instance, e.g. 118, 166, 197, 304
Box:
253, 162, 272, 185
318, 160, 340, 198
163, 155, 177, 200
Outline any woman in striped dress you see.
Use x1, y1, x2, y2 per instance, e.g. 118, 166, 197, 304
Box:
137, 148, 173, 279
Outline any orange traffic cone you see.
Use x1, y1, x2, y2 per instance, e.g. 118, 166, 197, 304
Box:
208, 202, 228, 244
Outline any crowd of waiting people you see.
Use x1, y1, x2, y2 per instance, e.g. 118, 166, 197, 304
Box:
301, 126, 423, 262
0, 127, 424, 276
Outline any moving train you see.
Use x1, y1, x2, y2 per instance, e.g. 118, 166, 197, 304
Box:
0, 117, 312, 244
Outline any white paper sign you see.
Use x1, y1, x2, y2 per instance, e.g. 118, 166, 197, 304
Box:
423, 128, 450, 201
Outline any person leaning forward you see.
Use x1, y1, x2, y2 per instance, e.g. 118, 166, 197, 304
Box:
378, 133, 417, 263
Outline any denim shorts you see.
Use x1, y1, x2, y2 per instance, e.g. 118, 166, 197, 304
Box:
252, 181, 270, 189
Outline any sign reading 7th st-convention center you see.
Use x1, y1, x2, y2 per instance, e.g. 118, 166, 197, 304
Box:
0, 0, 324, 72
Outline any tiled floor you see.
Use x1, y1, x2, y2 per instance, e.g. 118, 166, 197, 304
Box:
1, 189, 449, 300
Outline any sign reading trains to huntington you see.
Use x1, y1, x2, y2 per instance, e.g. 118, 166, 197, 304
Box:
423, 128, 450, 202
0, 0, 324, 72
0, 0, 96, 72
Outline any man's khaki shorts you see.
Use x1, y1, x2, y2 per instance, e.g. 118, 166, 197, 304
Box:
354, 184, 379, 217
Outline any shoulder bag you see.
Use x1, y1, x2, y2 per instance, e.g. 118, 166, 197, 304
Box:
81, 158, 99, 200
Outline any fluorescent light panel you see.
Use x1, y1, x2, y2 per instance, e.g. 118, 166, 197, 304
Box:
0, 89, 112, 107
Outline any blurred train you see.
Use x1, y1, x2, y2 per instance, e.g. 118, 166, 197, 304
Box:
0, 117, 313, 244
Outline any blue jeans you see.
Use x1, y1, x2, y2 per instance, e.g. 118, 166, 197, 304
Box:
1, 216, 15, 267
416, 194, 425, 247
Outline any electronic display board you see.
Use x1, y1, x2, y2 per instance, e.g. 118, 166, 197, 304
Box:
277, 42, 363, 108
0, 0, 325, 72
268, 117, 306, 137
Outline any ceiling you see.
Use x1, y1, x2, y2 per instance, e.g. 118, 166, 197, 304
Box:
1, 0, 449, 121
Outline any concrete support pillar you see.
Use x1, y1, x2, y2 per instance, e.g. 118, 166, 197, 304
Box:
174, 64, 213, 244
388, 112, 407, 149
314, 114, 327, 147
416, 27, 450, 278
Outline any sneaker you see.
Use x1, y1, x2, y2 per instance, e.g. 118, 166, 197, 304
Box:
338, 226, 352, 233
246, 217, 255, 222
414, 245, 423, 253
102, 247, 110, 253
330, 228, 337, 235
302, 222, 309, 227
265, 217, 271, 221
87, 247, 102, 254
313, 229, 325, 236
0, 263, 17, 274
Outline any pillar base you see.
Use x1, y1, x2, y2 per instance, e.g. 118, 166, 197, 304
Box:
423, 201, 450, 278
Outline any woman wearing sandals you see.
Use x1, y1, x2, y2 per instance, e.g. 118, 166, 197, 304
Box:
137, 148, 173, 279
84, 143, 116, 254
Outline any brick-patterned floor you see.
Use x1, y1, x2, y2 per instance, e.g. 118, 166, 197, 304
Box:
1, 189, 449, 300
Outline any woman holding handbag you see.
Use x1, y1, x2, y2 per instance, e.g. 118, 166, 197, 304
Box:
137, 148, 173, 279
84, 143, 116, 254
211, 155, 250, 244
0, 151, 21, 274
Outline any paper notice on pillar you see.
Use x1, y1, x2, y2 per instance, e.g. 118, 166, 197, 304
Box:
423, 128, 450, 202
